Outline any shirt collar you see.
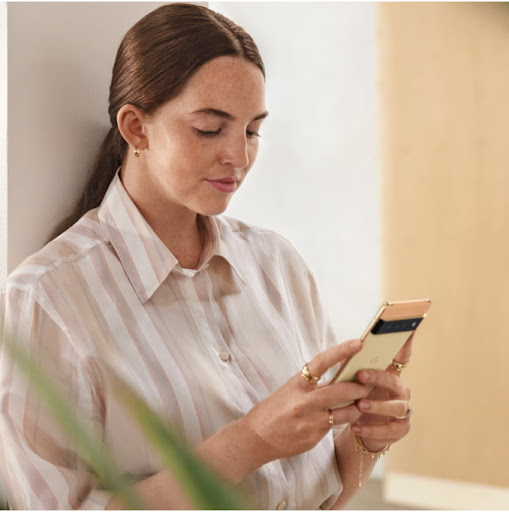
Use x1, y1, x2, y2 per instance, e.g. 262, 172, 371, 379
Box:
98, 172, 245, 303
203, 216, 247, 286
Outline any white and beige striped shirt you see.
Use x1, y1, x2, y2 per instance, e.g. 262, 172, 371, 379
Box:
0, 173, 343, 509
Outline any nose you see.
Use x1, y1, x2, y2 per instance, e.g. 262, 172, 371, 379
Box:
219, 133, 250, 169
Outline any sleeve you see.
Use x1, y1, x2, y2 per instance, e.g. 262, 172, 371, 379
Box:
0, 284, 112, 509
300, 262, 338, 354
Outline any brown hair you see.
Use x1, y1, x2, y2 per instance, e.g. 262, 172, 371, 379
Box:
49, 2, 264, 240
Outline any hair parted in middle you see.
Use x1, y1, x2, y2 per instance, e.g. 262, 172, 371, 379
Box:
109, 2, 265, 125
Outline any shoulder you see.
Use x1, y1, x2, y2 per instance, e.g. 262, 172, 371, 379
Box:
3, 210, 106, 297
214, 215, 311, 281
216, 215, 304, 259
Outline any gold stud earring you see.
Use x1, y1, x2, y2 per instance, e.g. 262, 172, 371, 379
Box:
134, 147, 141, 158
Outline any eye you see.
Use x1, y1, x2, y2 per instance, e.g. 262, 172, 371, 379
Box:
195, 128, 222, 137
246, 130, 261, 139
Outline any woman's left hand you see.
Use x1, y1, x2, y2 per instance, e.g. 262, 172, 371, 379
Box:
350, 335, 414, 452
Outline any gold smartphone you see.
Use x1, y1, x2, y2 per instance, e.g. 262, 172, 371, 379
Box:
330, 299, 431, 408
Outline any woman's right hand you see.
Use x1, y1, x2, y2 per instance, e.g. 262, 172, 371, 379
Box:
240, 339, 370, 462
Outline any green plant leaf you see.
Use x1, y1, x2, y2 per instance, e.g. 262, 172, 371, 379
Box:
3, 334, 146, 509
112, 376, 251, 510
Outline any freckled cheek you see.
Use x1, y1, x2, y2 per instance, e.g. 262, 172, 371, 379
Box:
156, 138, 209, 175
168, 134, 198, 156
180, 137, 220, 164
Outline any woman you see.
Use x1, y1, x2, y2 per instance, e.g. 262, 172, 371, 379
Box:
0, 3, 412, 509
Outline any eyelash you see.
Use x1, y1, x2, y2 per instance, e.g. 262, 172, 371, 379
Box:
195, 128, 261, 139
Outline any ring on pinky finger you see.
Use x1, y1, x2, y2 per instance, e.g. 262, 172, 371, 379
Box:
395, 404, 413, 420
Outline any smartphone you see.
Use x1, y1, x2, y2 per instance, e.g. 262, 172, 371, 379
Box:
329, 299, 431, 408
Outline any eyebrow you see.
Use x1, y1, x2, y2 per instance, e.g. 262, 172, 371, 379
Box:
192, 108, 269, 122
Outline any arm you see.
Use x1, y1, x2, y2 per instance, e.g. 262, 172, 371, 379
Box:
330, 425, 381, 509
0, 287, 111, 509
106, 417, 271, 509
107, 339, 370, 509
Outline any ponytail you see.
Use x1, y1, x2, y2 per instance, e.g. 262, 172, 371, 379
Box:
48, 127, 126, 241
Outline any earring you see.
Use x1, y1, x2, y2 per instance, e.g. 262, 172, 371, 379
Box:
133, 147, 141, 158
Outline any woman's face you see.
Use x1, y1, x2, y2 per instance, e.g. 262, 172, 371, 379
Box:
136, 56, 267, 219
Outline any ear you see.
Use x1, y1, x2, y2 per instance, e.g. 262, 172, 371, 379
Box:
116, 104, 149, 151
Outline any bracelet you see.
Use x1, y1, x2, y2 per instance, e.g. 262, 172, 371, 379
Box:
353, 435, 390, 487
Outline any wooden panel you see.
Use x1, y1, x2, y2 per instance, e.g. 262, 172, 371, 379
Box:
378, 2, 509, 490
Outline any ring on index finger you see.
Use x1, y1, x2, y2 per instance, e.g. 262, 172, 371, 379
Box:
390, 359, 409, 372
300, 364, 320, 383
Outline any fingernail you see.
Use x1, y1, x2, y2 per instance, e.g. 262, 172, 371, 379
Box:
359, 400, 371, 411
349, 339, 361, 349
359, 371, 371, 382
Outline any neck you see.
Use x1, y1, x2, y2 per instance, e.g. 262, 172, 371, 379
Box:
120, 166, 205, 269
145, 205, 206, 269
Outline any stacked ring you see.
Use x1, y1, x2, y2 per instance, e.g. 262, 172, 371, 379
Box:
328, 410, 334, 429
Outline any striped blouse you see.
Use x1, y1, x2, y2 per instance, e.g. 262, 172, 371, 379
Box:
0, 173, 342, 509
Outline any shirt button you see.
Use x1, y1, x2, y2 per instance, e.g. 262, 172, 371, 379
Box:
218, 350, 231, 363
276, 500, 287, 510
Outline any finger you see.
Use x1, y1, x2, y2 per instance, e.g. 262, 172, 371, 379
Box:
357, 398, 409, 418
392, 333, 414, 368
330, 404, 362, 426
312, 381, 369, 409
357, 369, 410, 400
306, 339, 362, 380
352, 418, 411, 440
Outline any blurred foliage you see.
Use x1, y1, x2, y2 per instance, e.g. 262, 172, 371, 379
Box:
3, 333, 249, 509
113, 376, 250, 509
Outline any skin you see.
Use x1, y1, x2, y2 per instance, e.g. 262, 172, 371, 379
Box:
108, 56, 412, 509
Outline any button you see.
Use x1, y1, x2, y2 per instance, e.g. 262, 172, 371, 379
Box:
276, 500, 287, 510
218, 350, 231, 363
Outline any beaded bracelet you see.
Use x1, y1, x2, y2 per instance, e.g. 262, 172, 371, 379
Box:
353, 435, 391, 487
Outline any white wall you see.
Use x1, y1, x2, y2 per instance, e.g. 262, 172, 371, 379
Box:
212, 2, 380, 340
4, 2, 379, 339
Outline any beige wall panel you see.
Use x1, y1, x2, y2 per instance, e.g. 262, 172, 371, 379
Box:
379, 3, 509, 489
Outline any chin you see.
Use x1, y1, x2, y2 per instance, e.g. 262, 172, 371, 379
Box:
198, 201, 231, 217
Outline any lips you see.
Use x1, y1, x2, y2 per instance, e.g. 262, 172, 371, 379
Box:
206, 177, 239, 193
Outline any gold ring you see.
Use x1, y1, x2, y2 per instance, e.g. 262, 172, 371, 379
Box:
395, 401, 413, 420
390, 359, 409, 372
328, 409, 334, 429
300, 364, 319, 383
